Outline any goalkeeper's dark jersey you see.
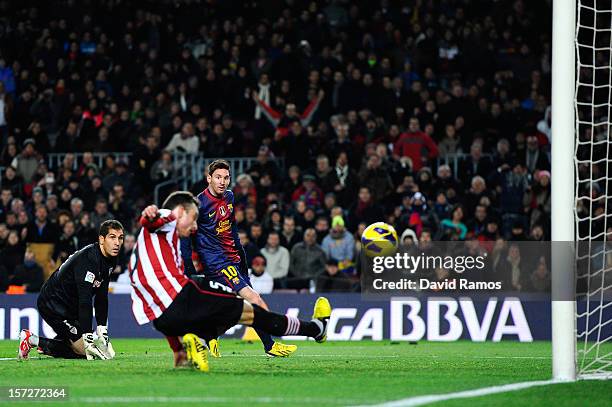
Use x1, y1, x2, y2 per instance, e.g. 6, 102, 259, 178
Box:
38, 244, 117, 334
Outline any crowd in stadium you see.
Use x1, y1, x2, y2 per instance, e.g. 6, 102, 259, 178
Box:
0, 0, 555, 294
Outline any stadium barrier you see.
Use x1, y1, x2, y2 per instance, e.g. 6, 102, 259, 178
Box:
46, 152, 283, 187
435, 153, 493, 177
2, 293, 608, 342
47, 153, 133, 171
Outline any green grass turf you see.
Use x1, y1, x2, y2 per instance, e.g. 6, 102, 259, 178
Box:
0, 339, 610, 406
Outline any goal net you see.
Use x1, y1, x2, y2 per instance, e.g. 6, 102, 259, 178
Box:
574, 0, 612, 379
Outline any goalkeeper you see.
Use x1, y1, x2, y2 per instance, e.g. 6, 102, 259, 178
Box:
18, 220, 125, 361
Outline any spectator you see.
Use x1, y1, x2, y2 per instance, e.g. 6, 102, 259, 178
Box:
315, 155, 337, 193
238, 229, 261, 266
438, 124, 462, 157
330, 151, 359, 208
348, 187, 384, 232
496, 243, 528, 291
134, 135, 162, 190
69, 198, 84, 220
439, 204, 468, 240
459, 142, 493, 184
0, 222, 8, 249
523, 134, 550, 174
0, 80, 12, 144
249, 255, 273, 294
249, 222, 266, 249
393, 118, 439, 172
253, 88, 324, 139
76, 212, 96, 246
102, 160, 132, 196
11, 139, 39, 184
26, 205, 59, 243
464, 176, 492, 217
164, 122, 199, 154
291, 174, 323, 208
233, 174, 257, 210
289, 228, 327, 289
108, 183, 132, 228
523, 170, 551, 231
529, 259, 551, 292
322, 216, 355, 274
260, 231, 290, 287
280, 216, 301, 251
1, 230, 24, 272
9, 249, 44, 292
495, 163, 530, 237
52, 220, 79, 264
0, 187, 13, 222
316, 258, 353, 292
358, 154, 394, 203
91, 198, 113, 230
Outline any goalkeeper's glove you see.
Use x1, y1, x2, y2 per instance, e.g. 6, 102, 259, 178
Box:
96, 325, 115, 359
83, 333, 109, 360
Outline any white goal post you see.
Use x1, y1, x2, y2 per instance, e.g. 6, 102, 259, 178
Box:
551, 0, 577, 382
553, 0, 612, 381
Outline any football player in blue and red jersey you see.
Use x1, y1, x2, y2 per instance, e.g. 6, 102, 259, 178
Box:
144, 160, 297, 357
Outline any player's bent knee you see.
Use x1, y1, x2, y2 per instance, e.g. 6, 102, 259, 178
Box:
239, 301, 255, 325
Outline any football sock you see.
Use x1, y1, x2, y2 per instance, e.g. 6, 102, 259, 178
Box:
166, 336, 183, 352
251, 305, 321, 338
28, 334, 39, 346
38, 337, 83, 359
256, 329, 275, 352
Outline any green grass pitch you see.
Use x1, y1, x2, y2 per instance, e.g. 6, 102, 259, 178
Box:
0, 339, 610, 406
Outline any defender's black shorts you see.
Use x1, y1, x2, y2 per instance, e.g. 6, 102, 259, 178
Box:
153, 281, 244, 339
37, 297, 82, 342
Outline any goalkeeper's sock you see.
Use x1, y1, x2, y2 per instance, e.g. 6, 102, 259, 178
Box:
256, 329, 275, 352
38, 338, 83, 359
251, 305, 322, 338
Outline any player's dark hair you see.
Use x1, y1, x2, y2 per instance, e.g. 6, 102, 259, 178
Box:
208, 159, 230, 176
99, 219, 124, 236
162, 191, 198, 211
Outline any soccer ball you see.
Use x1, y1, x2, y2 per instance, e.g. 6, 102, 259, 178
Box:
361, 222, 399, 257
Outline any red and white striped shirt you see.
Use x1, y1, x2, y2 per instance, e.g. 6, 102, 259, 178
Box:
129, 209, 189, 325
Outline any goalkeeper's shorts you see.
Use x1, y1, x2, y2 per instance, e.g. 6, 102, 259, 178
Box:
37, 300, 82, 342
153, 281, 244, 339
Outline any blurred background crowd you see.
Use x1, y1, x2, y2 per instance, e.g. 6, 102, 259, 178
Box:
0, 0, 558, 294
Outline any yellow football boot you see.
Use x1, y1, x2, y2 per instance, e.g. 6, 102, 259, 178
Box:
266, 342, 298, 357
183, 334, 209, 372
312, 297, 332, 343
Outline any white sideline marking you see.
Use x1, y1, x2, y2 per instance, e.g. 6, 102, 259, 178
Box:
353, 380, 560, 407
0, 354, 553, 361
74, 396, 361, 404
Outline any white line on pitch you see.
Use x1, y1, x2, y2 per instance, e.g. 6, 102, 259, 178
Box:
351, 379, 561, 407
73, 396, 362, 404
0, 354, 552, 361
